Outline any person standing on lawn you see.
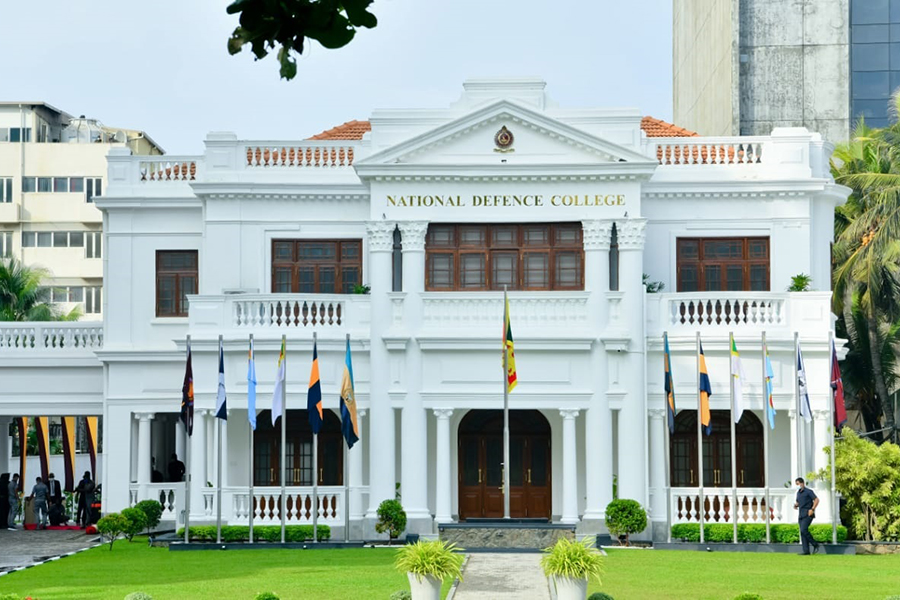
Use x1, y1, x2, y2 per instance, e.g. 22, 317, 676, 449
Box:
29, 476, 49, 530
794, 477, 820, 555
8, 473, 20, 530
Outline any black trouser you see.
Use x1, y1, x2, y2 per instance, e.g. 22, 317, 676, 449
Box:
799, 515, 818, 554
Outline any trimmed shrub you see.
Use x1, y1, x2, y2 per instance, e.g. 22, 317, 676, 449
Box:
809, 524, 848, 543
0, 594, 24, 600
124, 593, 154, 600
733, 594, 764, 600
605, 499, 647, 545
376, 499, 407, 543
588, 593, 616, 600
390, 592, 412, 600
97, 512, 129, 550
254, 593, 280, 600
175, 524, 330, 542
670, 523, 847, 544
134, 500, 163, 533
121, 507, 148, 542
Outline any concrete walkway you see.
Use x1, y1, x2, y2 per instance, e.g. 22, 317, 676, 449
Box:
0, 528, 100, 573
453, 553, 551, 600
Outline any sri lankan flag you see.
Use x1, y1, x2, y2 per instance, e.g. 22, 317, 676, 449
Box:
308, 340, 323, 434
699, 341, 712, 435
504, 294, 517, 392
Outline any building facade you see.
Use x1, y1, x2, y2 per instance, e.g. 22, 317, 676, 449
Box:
674, 0, 855, 142
0, 79, 848, 540
0, 102, 162, 320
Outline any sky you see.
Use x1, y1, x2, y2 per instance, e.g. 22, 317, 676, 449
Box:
0, 1, 673, 154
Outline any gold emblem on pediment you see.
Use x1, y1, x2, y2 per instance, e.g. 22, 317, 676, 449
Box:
493, 126, 515, 153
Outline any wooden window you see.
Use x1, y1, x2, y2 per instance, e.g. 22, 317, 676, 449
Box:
271, 239, 362, 294
156, 250, 198, 317
676, 237, 770, 292
424, 223, 584, 291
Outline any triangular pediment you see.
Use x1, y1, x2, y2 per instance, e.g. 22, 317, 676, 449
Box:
354, 100, 656, 173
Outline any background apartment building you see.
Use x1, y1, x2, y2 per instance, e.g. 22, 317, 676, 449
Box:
0, 102, 162, 320
674, 0, 900, 142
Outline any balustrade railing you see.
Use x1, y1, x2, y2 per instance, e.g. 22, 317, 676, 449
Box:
651, 137, 767, 166
232, 487, 345, 525
0, 323, 103, 351
129, 483, 184, 523
244, 143, 358, 168
667, 293, 785, 328
231, 296, 345, 328
670, 487, 795, 524
139, 157, 200, 182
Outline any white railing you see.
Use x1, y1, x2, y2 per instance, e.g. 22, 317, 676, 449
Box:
0, 322, 103, 351
244, 142, 359, 168
670, 487, 795, 524
232, 486, 345, 525
189, 294, 371, 335
651, 137, 768, 166
139, 157, 201, 182
129, 483, 185, 523
421, 292, 591, 329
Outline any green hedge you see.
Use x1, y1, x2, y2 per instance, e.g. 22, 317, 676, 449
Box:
176, 524, 330, 542
670, 523, 847, 544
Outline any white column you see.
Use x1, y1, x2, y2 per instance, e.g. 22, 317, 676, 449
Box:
207, 413, 216, 486
560, 409, 580, 524
366, 221, 397, 519
615, 218, 647, 503
136, 413, 155, 498
190, 410, 208, 518
0, 416, 11, 476
349, 409, 367, 520
174, 418, 186, 465
582, 220, 613, 521
788, 409, 798, 481
399, 221, 431, 530
433, 408, 454, 523
648, 408, 667, 521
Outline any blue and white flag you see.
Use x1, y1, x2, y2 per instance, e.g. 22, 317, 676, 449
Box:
215, 339, 227, 420
797, 345, 812, 423
247, 337, 257, 430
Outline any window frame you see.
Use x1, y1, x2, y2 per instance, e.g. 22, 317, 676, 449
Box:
270, 239, 362, 294
676, 237, 770, 292
156, 250, 199, 317
424, 223, 584, 292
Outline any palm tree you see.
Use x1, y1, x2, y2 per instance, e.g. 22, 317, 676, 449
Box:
831, 110, 900, 440
0, 257, 80, 321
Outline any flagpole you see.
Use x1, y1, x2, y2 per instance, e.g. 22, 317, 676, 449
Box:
184, 334, 192, 544
216, 334, 224, 545
794, 332, 801, 481
663, 332, 672, 544
312, 330, 319, 544
249, 334, 255, 544
762, 331, 771, 545
503, 286, 510, 520
696, 331, 704, 544
344, 332, 351, 544
829, 332, 837, 545
280, 333, 287, 545
729, 332, 738, 544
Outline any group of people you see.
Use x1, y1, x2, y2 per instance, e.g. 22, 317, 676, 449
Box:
2, 471, 96, 530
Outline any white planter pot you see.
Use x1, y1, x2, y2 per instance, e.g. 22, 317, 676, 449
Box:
407, 572, 442, 600
552, 575, 588, 600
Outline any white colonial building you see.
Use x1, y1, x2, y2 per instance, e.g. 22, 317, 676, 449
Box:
0, 79, 848, 540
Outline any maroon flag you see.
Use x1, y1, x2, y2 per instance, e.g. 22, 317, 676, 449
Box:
831, 340, 848, 430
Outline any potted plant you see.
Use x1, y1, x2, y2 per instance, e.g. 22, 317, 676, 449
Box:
394, 540, 464, 600
541, 537, 604, 600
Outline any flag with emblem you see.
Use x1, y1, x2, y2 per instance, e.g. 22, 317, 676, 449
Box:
504, 293, 517, 393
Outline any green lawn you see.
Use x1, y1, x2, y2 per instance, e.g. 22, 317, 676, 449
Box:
590, 548, 900, 600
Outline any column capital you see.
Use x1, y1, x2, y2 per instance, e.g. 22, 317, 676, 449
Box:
134, 412, 155, 422
648, 408, 666, 421
433, 408, 454, 420
616, 218, 646, 250
559, 408, 580, 420
788, 409, 797, 419
366, 221, 396, 253
398, 221, 429, 252
812, 409, 830, 420
357, 408, 368, 419
582, 220, 613, 251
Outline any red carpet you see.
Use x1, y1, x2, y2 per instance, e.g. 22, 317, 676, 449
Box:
23, 524, 83, 531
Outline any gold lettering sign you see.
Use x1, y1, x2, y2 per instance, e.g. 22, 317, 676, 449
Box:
386, 194, 625, 208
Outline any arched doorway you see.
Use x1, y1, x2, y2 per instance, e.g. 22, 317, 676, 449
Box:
253, 409, 343, 486
670, 410, 764, 487
458, 409, 551, 520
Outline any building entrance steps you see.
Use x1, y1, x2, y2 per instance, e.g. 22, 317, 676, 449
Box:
452, 552, 551, 600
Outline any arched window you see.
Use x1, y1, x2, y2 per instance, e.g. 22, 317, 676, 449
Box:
253, 409, 343, 487
670, 410, 764, 488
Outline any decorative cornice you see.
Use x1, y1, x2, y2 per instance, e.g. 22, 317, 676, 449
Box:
616, 218, 646, 250
582, 220, 613, 251
399, 221, 429, 252
560, 408, 580, 420
366, 221, 396, 253
433, 408, 454, 419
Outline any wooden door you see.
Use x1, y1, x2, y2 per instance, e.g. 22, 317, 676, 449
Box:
525, 435, 551, 518
458, 435, 482, 520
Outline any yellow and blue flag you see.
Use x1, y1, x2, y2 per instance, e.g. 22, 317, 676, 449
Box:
308, 340, 323, 434
663, 333, 676, 434
699, 341, 712, 435
247, 337, 257, 431
340, 338, 360, 449
765, 343, 776, 429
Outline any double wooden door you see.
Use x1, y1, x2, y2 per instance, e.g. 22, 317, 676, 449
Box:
670, 409, 764, 488
458, 432, 551, 520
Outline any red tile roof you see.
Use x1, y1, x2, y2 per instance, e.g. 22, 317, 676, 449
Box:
308, 116, 697, 140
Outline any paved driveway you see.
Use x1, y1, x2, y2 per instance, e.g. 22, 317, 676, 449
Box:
0, 529, 101, 573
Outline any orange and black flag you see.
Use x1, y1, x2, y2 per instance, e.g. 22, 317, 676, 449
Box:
35, 416, 50, 482
308, 340, 323, 434
181, 346, 194, 436
62, 417, 77, 492
663, 333, 676, 434
504, 293, 517, 393
85, 416, 99, 480
699, 341, 713, 436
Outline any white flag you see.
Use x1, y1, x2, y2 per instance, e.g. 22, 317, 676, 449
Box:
730, 337, 747, 423
797, 345, 812, 423
271, 338, 285, 426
